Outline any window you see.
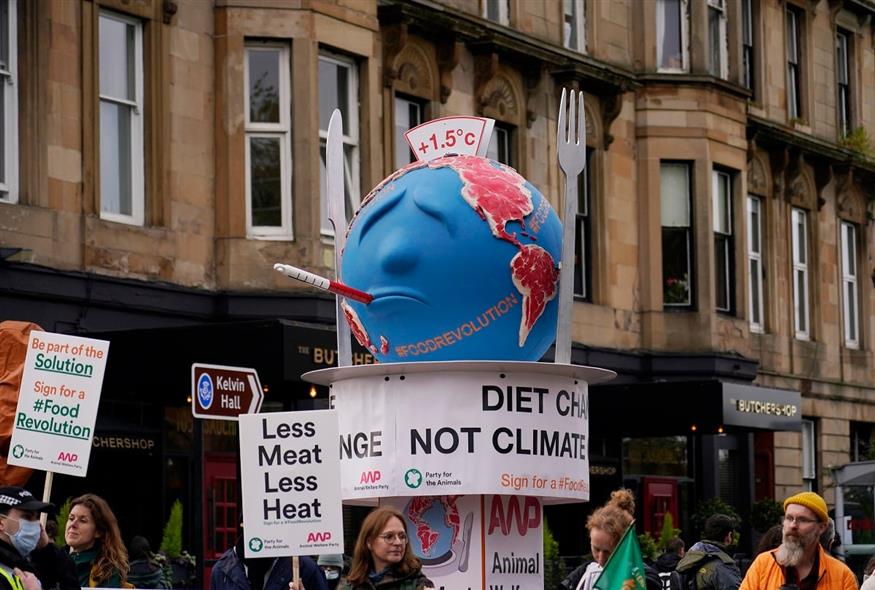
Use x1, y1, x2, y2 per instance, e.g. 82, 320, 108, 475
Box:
657, 0, 688, 72
0, 0, 17, 204
713, 170, 733, 312
486, 124, 514, 167
394, 95, 424, 169
707, 0, 728, 79
563, 0, 586, 53
791, 207, 810, 339
574, 148, 594, 300
483, 0, 510, 25
244, 44, 292, 238
802, 418, 816, 491
747, 196, 764, 332
741, 0, 755, 94
319, 52, 360, 238
840, 221, 859, 348
786, 6, 803, 120
661, 163, 693, 308
98, 10, 144, 225
836, 30, 851, 137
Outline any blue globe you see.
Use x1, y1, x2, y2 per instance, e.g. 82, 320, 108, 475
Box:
341, 155, 562, 363
403, 498, 455, 563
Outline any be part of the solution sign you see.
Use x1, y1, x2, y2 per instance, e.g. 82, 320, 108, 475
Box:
9, 331, 109, 476
238, 410, 344, 558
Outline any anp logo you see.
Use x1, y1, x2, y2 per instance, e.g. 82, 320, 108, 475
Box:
12, 445, 24, 459
404, 468, 422, 489
197, 373, 214, 410
248, 537, 263, 552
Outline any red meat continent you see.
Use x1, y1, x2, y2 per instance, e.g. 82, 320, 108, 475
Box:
511, 245, 559, 346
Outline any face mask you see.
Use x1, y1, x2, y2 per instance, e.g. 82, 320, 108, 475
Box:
6, 517, 41, 556
325, 571, 340, 580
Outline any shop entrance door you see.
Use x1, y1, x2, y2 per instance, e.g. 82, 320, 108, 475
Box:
642, 476, 679, 536
203, 454, 238, 587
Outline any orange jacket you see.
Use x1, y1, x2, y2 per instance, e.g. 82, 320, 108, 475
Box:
739, 544, 857, 590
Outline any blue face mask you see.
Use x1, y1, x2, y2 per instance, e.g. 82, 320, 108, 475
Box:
5, 517, 41, 556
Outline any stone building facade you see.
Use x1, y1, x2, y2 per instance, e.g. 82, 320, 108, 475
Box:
3, 0, 875, 568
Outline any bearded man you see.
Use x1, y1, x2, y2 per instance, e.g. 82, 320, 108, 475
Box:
740, 492, 856, 589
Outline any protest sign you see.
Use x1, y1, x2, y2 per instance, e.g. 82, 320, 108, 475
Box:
9, 331, 109, 476
238, 410, 343, 557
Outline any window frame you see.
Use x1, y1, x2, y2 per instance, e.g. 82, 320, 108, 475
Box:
712, 169, 733, 313
244, 43, 293, 240
835, 29, 852, 138
785, 5, 803, 121
0, 0, 18, 205
741, 0, 755, 95
746, 195, 764, 333
661, 162, 694, 309
393, 93, 425, 170
801, 418, 816, 490
791, 207, 810, 340
97, 9, 145, 226
486, 123, 514, 168
574, 148, 594, 301
563, 0, 587, 54
707, 0, 729, 79
840, 220, 859, 349
656, 0, 689, 73
483, 0, 510, 25
318, 50, 361, 239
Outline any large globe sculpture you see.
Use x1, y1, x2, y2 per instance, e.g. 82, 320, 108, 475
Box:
340, 155, 562, 363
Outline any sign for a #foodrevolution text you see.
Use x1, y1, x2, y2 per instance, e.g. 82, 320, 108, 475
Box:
337, 369, 589, 502
239, 410, 344, 558
9, 331, 110, 476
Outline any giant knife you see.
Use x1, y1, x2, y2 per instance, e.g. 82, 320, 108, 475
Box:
326, 109, 352, 368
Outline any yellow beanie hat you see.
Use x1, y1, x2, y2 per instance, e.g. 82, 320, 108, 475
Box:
784, 491, 828, 523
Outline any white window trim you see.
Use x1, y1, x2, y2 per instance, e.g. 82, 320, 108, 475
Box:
98, 10, 144, 226
786, 7, 801, 120
661, 162, 693, 307
836, 30, 851, 136
244, 43, 292, 240
708, 0, 729, 79
393, 95, 423, 170
563, 0, 587, 54
840, 221, 859, 349
483, 0, 510, 25
801, 418, 816, 485
712, 170, 732, 312
791, 207, 810, 340
319, 51, 360, 239
657, 0, 689, 73
747, 195, 764, 333
741, 0, 754, 89
0, 0, 18, 205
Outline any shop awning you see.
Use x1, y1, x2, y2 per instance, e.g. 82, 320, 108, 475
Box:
590, 379, 801, 436
833, 460, 875, 487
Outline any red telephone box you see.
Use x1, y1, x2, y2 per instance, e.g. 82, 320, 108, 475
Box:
642, 476, 679, 536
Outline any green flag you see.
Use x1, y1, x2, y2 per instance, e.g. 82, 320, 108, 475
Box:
593, 523, 647, 590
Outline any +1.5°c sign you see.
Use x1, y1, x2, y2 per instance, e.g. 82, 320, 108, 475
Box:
191, 363, 264, 421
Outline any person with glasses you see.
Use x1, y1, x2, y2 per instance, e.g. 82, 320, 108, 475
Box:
338, 507, 433, 590
740, 492, 856, 589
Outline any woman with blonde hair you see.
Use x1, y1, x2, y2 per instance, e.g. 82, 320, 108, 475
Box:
65, 494, 129, 588
339, 506, 433, 590
575, 489, 636, 590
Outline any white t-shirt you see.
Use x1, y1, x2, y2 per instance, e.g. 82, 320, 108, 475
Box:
575, 561, 603, 590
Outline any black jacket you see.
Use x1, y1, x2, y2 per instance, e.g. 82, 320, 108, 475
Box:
0, 539, 78, 590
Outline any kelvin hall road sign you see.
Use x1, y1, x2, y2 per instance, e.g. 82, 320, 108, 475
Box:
191, 363, 264, 421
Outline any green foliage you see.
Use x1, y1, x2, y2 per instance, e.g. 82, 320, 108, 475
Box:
839, 126, 875, 159
638, 532, 659, 562
658, 512, 682, 551
543, 518, 566, 589
159, 500, 183, 558
55, 497, 72, 547
751, 499, 784, 533
691, 497, 741, 545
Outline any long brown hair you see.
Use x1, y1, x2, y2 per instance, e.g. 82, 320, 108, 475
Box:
345, 507, 421, 584
586, 488, 635, 550
70, 494, 129, 584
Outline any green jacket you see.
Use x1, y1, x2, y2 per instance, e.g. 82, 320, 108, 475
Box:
337, 567, 433, 590
69, 546, 125, 588
676, 541, 741, 590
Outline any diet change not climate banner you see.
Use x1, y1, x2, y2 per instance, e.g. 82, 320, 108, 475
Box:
9, 331, 110, 477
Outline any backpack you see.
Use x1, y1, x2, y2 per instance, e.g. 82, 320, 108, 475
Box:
657, 570, 683, 590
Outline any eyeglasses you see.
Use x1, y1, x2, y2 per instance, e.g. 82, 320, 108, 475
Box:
783, 515, 818, 526
377, 532, 407, 543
